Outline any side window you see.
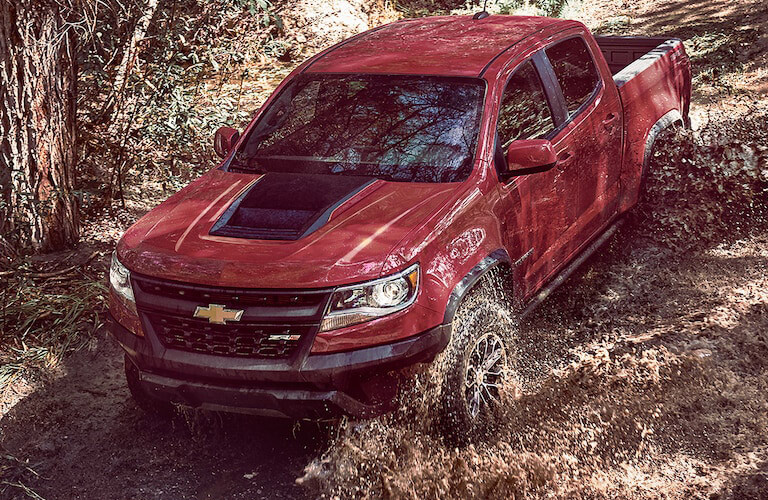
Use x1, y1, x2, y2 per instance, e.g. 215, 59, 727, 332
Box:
545, 37, 599, 116
497, 61, 555, 149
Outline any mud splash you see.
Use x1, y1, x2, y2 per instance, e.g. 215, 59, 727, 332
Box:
297, 107, 768, 499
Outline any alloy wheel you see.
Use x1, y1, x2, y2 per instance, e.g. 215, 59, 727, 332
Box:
464, 332, 508, 418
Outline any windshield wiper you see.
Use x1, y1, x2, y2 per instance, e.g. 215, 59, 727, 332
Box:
228, 155, 266, 174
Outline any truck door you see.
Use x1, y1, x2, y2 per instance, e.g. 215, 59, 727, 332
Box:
493, 34, 623, 298
541, 35, 623, 260
493, 58, 575, 294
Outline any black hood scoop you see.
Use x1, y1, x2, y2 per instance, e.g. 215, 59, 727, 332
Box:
210, 172, 375, 241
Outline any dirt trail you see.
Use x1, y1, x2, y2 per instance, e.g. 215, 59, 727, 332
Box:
2, 0, 768, 498
1, 339, 316, 499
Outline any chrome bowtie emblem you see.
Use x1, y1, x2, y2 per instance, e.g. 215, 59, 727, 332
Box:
193, 304, 244, 324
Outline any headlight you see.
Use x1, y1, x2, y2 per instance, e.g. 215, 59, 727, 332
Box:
109, 251, 135, 303
320, 263, 419, 332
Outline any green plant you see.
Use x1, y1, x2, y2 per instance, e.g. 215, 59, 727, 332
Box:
494, 0, 569, 17
0, 266, 106, 390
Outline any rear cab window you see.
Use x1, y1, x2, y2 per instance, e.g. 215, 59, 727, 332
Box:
545, 37, 601, 117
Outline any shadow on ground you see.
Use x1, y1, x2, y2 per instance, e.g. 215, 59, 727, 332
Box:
594, 0, 768, 97
0, 339, 318, 500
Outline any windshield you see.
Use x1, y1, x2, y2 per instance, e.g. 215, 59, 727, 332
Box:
230, 74, 485, 183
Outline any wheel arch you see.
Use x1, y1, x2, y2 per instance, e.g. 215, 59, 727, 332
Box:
442, 249, 514, 325
642, 109, 684, 172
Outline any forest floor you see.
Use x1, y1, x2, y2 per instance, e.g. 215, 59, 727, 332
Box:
2, 0, 768, 498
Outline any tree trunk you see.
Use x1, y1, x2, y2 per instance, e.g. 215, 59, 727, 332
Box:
0, 0, 79, 254
107, 0, 160, 134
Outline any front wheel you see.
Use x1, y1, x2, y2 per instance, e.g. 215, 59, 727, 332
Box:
439, 284, 519, 445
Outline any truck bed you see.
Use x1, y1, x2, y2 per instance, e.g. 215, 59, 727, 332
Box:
595, 35, 691, 214
595, 36, 684, 86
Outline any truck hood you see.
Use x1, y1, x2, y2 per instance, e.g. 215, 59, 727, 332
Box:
119, 169, 459, 288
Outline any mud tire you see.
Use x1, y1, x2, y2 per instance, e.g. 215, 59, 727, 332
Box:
124, 354, 175, 418
439, 283, 518, 446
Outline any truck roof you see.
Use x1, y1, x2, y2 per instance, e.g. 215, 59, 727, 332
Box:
306, 15, 573, 77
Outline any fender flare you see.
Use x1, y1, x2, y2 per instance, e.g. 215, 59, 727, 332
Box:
642, 109, 684, 173
442, 249, 512, 325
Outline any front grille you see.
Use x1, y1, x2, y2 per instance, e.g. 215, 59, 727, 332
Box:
149, 314, 312, 358
134, 277, 327, 309
131, 273, 331, 359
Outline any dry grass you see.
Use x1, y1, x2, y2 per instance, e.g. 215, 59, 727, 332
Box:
0, 252, 107, 392
0, 445, 43, 500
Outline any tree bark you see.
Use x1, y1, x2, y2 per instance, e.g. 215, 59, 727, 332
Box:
0, 0, 80, 254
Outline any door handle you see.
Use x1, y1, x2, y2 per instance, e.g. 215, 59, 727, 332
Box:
602, 113, 619, 132
556, 151, 572, 170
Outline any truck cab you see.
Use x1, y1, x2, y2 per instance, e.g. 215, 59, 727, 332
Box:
108, 15, 690, 437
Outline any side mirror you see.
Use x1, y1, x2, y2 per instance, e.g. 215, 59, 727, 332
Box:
500, 139, 557, 181
213, 127, 240, 158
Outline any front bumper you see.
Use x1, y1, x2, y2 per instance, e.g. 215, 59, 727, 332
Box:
108, 313, 450, 419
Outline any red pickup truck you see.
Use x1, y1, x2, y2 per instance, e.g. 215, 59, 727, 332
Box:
108, 14, 690, 435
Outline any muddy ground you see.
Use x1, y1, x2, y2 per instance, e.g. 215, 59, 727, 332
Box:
2, 193, 766, 500
2, 0, 768, 498
1, 339, 317, 499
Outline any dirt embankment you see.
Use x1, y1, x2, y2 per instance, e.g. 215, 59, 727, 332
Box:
2, 0, 768, 499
